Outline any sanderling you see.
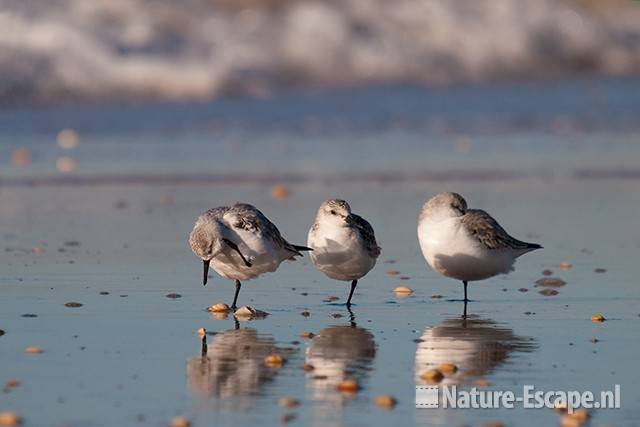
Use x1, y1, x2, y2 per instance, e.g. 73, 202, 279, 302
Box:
189, 203, 310, 309
307, 199, 381, 307
417, 192, 541, 312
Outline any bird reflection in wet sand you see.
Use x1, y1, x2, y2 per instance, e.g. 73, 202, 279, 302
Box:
305, 314, 376, 405
415, 316, 536, 386
187, 324, 296, 408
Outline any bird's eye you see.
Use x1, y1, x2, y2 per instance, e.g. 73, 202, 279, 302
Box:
330, 210, 336, 215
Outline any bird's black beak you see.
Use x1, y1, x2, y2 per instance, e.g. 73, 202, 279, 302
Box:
203, 259, 210, 286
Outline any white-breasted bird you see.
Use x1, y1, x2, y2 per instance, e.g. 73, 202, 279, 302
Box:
417, 192, 541, 308
307, 199, 381, 307
189, 203, 310, 309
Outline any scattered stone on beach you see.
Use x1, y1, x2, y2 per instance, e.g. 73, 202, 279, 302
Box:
438, 363, 458, 375
4, 380, 21, 392
56, 156, 76, 173
264, 354, 284, 367
170, 416, 191, 427
591, 313, 606, 322
374, 395, 397, 409
594, 268, 607, 273
419, 369, 443, 384
331, 313, 343, 319
302, 363, 315, 372
559, 261, 572, 270
431, 294, 443, 299
561, 409, 590, 427
482, 422, 504, 427
386, 269, 400, 276
589, 338, 599, 343
197, 328, 206, 337
234, 306, 269, 320
535, 278, 566, 288
300, 311, 311, 317
0, 411, 22, 426
0, 329, 4, 337
393, 286, 413, 296
11, 148, 31, 167
57, 129, 80, 149
336, 379, 359, 393
270, 184, 290, 200
99, 291, 109, 295
114, 200, 128, 209
385, 259, 396, 264
64, 240, 80, 247
298, 331, 314, 339
539, 289, 559, 296
279, 413, 297, 424
207, 303, 230, 313
518, 288, 529, 292
399, 276, 410, 280
21, 314, 37, 318
165, 293, 182, 299
474, 378, 490, 387
278, 397, 300, 408
323, 296, 340, 302
31, 246, 44, 254
64, 302, 83, 308
542, 269, 553, 276
25, 346, 43, 354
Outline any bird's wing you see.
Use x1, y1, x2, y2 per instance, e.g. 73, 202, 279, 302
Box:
349, 213, 381, 258
227, 203, 303, 256
461, 209, 539, 251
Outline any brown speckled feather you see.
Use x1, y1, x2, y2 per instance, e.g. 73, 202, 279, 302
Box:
461, 209, 539, 251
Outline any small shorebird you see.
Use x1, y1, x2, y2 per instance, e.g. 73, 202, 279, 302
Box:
189, 203, 310, 309
307, 199, 381, 307
417, 192, 541, 313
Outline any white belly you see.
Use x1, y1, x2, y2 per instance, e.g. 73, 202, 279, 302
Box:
307, 225, 375, 281
211, 232, 289, 281
417, 217, 516, 282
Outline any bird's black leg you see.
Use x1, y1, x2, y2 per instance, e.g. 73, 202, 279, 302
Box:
231, 279, 242, 310
462, 280, 468, 319
200, 334, 208, 357
346, 280, 358, 308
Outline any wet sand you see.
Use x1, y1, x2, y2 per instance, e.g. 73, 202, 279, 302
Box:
2, 81, 640, 426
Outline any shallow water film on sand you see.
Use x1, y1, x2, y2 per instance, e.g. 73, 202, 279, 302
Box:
2, 79, 640, 426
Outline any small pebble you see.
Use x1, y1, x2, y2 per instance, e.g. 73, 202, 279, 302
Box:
539, 289, 559, 296
298, 331, 314, 339
419, 369, 443, 384
4, 380, 21, 391
559, 261, 572, 270
589, 338, 599, 343
11, 148, 31, 167
0, 411, 22, 426
542, 269, 553, 276
302, 363, 315, 372
278, 397, 300, 408
270, 184, 290, 200
430, 294, 443, 299
437, 363, 458, 375
0, 330, 4, 337
535, 278, 566, 287
170, 416, 191, 427
591, 313, 605, 322
99, 291, 109, 295
374, 395, 397, 409
234, 306, 268, 319
264, 354, 284, 367
57, 129, 80, 149
331, 313, 343, 318
166, 293, 182, 299
323, 296, 340, 302
25, 346, 43, 354
279, 413, 297, 424
64, 302, 83, 308
594, 268, 607, 273
393, 286, 413, 295
197, 328, 206, 337
474, 378, 490, 387
21, 314, 37, 318
31, 246, 44, 254
56, 156, 76, 173
336, 379, 359, 393
518, 288, 529, 292
207, 303, 230, 313
300, 311, 311, 317
386, 269, 400, 276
